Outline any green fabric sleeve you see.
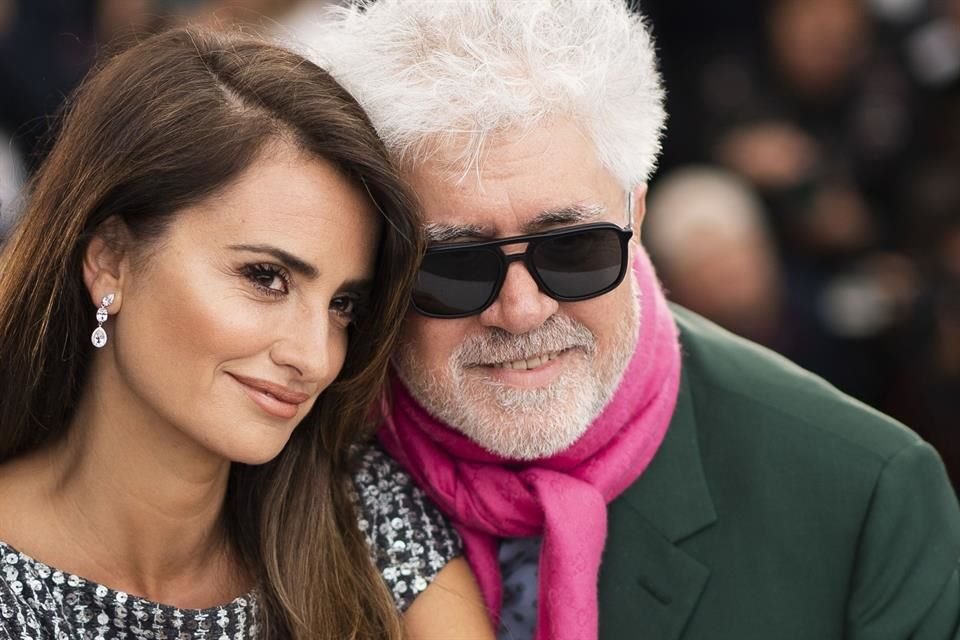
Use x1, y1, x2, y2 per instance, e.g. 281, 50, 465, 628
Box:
912, 568, 959, 640
846, 441, 960, 640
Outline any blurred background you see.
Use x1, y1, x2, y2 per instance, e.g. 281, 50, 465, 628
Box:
0, 0, 956, 489
638, 0, 959, 491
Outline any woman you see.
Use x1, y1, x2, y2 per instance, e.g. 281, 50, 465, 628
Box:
0, 27, 491, 639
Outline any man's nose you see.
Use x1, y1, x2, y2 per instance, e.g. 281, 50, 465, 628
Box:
478, 260, 558, 334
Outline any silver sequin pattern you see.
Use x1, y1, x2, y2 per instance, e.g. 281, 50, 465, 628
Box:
0, 445, 461, 637
351, 445, 462, 610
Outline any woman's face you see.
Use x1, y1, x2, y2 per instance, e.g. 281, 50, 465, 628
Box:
98, 148, 379, 464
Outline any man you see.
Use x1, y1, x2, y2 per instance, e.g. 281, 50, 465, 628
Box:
307, 1, 960, 638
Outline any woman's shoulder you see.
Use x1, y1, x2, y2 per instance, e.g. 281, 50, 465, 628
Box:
351, 444, 462, 612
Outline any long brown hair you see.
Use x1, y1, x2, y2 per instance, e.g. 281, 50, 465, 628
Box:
0, 27, 422, 639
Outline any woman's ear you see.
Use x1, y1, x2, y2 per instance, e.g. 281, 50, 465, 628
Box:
82, 217, 130, 312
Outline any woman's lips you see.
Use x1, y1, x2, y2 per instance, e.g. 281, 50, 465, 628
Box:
229, 373, 310, 420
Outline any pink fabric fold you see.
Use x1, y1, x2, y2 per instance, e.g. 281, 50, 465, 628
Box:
379, 250, 681, 640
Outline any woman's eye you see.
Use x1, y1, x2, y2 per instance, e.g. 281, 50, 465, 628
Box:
330, 295, 361, 326
243, 264, 290, 296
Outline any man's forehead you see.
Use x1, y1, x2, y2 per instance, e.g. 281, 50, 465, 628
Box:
404, 119, 624, 239
413, 118, 585, 176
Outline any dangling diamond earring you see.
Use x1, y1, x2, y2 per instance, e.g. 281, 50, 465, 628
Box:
91, 293, 115, 348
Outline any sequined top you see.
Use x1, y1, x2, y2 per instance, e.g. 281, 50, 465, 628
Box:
0, 446, 461, 639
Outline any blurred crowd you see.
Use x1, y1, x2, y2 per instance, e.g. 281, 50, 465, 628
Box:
0, 0, 334, 227
639, 0, 959, 488
1, 0, 957, 488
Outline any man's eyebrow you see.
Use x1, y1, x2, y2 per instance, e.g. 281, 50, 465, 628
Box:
227, 244, 318, 278
524, 204, 606, 232
424, 223, 490, 244
424, 204, 607, 244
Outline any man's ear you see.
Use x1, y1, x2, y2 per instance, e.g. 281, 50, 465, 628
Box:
630, 183, 648, 246
82, 217, 131, 312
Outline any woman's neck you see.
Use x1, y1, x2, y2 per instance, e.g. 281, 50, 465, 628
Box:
0, 356, 246, 607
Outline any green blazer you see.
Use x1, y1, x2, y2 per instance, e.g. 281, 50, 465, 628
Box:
598, 307, 960, 639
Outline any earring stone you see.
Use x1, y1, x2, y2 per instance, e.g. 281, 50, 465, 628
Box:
91, 293, 115, 348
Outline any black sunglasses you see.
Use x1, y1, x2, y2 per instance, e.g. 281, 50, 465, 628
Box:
412, 194, 635, 318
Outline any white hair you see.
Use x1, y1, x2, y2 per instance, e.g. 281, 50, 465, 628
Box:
294, 0, 666, 188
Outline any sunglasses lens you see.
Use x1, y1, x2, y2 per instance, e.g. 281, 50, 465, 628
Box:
533, 228, 626, 299
412, 248, 502, 316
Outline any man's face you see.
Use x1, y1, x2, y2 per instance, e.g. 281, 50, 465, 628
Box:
393, 120, 643, 460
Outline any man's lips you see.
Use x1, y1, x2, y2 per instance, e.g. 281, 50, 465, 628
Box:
487, 350, 563, 370
229, 373, 311, 419
470, 347, 575, 371
470, 349, 576, 389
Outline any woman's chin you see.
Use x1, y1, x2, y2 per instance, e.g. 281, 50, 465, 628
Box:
214, 430, 295, 466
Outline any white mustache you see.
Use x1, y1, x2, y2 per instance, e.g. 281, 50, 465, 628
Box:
455, 316, 597, 367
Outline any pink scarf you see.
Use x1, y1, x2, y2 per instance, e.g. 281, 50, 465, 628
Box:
379, 251, 681, 640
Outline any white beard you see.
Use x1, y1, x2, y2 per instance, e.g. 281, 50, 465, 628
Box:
394, 283, 640, 460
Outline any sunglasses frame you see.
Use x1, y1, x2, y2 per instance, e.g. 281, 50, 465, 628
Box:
412, 193, 635, 319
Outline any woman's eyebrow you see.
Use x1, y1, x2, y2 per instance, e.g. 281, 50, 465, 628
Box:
228, 244, 319, 278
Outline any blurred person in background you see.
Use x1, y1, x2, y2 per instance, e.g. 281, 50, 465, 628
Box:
890, 79, 960, 491
706, 0, 921, 407
892, 215, 960, 492
0, 0, 21, 237
0, 0, 332, 228
0, 0, 155, 173
644, 166, 787, 349
905, 0, 960, 89
0, 130, 23, 238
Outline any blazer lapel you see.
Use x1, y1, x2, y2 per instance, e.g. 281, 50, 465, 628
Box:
598, 365, 717, 640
